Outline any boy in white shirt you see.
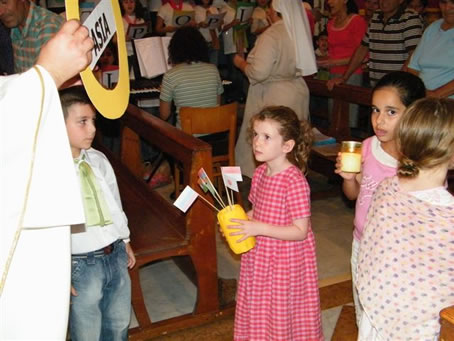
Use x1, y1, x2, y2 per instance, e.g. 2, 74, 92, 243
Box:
60, 86, 136, 341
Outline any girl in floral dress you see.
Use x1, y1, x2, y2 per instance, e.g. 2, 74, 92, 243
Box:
228, 106, 323, 340
357, 97, 454, 340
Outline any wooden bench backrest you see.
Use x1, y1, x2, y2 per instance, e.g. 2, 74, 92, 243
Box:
305, 77, 372, 141
96, 104, 221, 337
98, 104, 216, 247
180, 102, 238, 167
440, 306, 454, 341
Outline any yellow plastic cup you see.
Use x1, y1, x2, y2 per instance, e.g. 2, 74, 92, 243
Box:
341, 141, 362, 173
217, 204, 255, 254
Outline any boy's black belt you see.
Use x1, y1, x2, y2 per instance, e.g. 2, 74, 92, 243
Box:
72, 240, 120, 258
102, 243, 114, 255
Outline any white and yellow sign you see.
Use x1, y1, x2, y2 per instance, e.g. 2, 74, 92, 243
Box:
127, 23, 148, 39
206, 12, 225, 30
82, 0, 116, 69
102, 68, 119, 89
172, 10, 195, 27
66, 0, 129, 119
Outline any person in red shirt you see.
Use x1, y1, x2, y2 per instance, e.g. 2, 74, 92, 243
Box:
318, 0, 367, 127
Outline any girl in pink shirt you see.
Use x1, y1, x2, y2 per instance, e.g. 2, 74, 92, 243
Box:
334, 71, 426, 326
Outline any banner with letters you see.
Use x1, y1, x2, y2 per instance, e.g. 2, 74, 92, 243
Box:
83, 0, 116, 69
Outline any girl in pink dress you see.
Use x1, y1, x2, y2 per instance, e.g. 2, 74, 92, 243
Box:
228, 106, 323, 340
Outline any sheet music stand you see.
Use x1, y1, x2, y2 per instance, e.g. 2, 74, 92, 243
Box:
130, 38, 164, 90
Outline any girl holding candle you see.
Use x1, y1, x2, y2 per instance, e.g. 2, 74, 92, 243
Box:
227, 106, 323, 340
357, 97, 454, 340
334, 71, 426, 326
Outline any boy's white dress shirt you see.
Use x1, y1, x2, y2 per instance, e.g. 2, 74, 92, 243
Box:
72, 148, 130, 254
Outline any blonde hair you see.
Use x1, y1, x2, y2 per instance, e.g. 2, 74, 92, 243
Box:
247, 106, 313, 172
397, 98, 454, 178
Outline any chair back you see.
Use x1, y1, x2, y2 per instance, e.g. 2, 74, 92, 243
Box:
179, 102, 238, 166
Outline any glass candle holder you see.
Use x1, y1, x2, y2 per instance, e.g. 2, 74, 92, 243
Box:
217, 204, 255, 254
341, 141, 362, 173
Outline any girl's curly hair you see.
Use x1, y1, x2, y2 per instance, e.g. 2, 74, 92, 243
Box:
247, 106, 313, 172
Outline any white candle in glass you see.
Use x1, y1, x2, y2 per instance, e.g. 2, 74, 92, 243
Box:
341, 141, 362, 173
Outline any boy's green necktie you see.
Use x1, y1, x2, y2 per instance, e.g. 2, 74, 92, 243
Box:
75, 157, 113, 227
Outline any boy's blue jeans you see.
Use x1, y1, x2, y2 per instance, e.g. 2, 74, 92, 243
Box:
70, 240, 131, 341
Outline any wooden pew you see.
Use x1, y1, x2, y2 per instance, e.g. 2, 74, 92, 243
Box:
96, 104, 228, 340
306, 77, 372, 143
306, 78, 372, 198
440, 306, 454, 341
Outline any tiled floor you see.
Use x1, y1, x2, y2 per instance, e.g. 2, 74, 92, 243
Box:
130, 174, 357, 340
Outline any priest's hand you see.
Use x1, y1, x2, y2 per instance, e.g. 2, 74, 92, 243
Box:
37, 20, 94, 88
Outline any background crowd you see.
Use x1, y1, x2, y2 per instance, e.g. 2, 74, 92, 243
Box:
1, 0, 452, 98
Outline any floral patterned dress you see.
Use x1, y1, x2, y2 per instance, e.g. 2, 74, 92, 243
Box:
357, 176, 454, 340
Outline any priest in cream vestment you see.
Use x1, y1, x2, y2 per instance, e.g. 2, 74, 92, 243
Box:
0, 20, 93, 340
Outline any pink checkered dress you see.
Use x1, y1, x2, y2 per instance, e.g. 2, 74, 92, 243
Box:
234, 164, 323, 341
